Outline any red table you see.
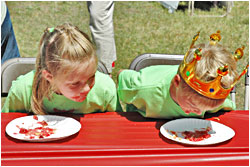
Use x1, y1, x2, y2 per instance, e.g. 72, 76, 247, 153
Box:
1, 110, 249, 166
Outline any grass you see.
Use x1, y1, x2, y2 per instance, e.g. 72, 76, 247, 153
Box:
5, 1, 249, 110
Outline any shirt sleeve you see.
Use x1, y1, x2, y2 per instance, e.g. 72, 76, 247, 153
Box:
1, 80, 31, 113
104, 79, 122, 112
117, 69, 140, 104
1, 71, 33, 113
94, 71, 123, 112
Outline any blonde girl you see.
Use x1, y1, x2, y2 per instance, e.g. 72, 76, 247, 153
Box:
2, 23, 120, 114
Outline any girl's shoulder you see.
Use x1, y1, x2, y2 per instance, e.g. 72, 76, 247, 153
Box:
94, 71, 116, 93
11, 70, 35, 89
15, 70, 35, 81
95, 71, 115, 85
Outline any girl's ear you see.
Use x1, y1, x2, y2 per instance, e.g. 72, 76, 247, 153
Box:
42, 70, 53, 83
173, 74, 181, 87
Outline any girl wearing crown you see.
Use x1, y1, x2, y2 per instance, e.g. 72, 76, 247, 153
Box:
117, 31, 248, 119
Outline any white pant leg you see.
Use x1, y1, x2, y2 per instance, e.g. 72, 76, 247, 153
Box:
88, 1, 116, 73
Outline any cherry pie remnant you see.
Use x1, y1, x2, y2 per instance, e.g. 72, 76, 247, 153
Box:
168, 127, 212, 142
14, 115, 56, 139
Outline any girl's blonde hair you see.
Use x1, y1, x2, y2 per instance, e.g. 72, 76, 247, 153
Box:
31, 23, 97, 115
179, 43, 238, 109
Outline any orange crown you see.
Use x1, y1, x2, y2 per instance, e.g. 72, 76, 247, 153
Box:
178, 31, 249, 99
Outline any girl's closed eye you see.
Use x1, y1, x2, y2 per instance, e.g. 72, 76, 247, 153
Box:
72, 81, 80, 86
68, 75, 95, 89
68, 81, 80, 89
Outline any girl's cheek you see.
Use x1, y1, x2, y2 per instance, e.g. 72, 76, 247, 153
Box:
63, 88, 77, 97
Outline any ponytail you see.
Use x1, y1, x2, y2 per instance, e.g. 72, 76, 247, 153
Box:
31, 23, 97, 115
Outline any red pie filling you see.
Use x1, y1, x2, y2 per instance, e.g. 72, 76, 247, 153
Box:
15, 116, 56, 139
169, 127, 212, 142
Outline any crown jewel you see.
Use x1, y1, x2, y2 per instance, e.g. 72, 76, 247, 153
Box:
179, 31, 249, 99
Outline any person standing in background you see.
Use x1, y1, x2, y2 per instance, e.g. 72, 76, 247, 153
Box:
87, 1, 117, 76
1, 1, 20, 64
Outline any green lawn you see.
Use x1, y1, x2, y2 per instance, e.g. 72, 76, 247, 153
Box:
6, 1, 249, 109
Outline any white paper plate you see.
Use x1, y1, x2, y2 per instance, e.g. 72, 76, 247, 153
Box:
6, 115, 81, 142
160, 118, 235, 145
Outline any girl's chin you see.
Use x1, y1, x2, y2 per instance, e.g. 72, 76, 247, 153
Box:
71, 96, 86, 102
184, 109, 202, 115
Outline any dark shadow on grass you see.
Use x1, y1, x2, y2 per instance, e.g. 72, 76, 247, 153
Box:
177, 1, 226, 12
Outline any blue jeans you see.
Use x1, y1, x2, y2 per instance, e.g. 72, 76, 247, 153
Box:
1, 7, 20, 64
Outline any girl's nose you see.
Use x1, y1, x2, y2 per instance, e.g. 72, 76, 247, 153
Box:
80, 84, 91, 94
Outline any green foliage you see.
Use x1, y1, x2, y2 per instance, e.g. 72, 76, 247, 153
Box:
7, 1, 249, 109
